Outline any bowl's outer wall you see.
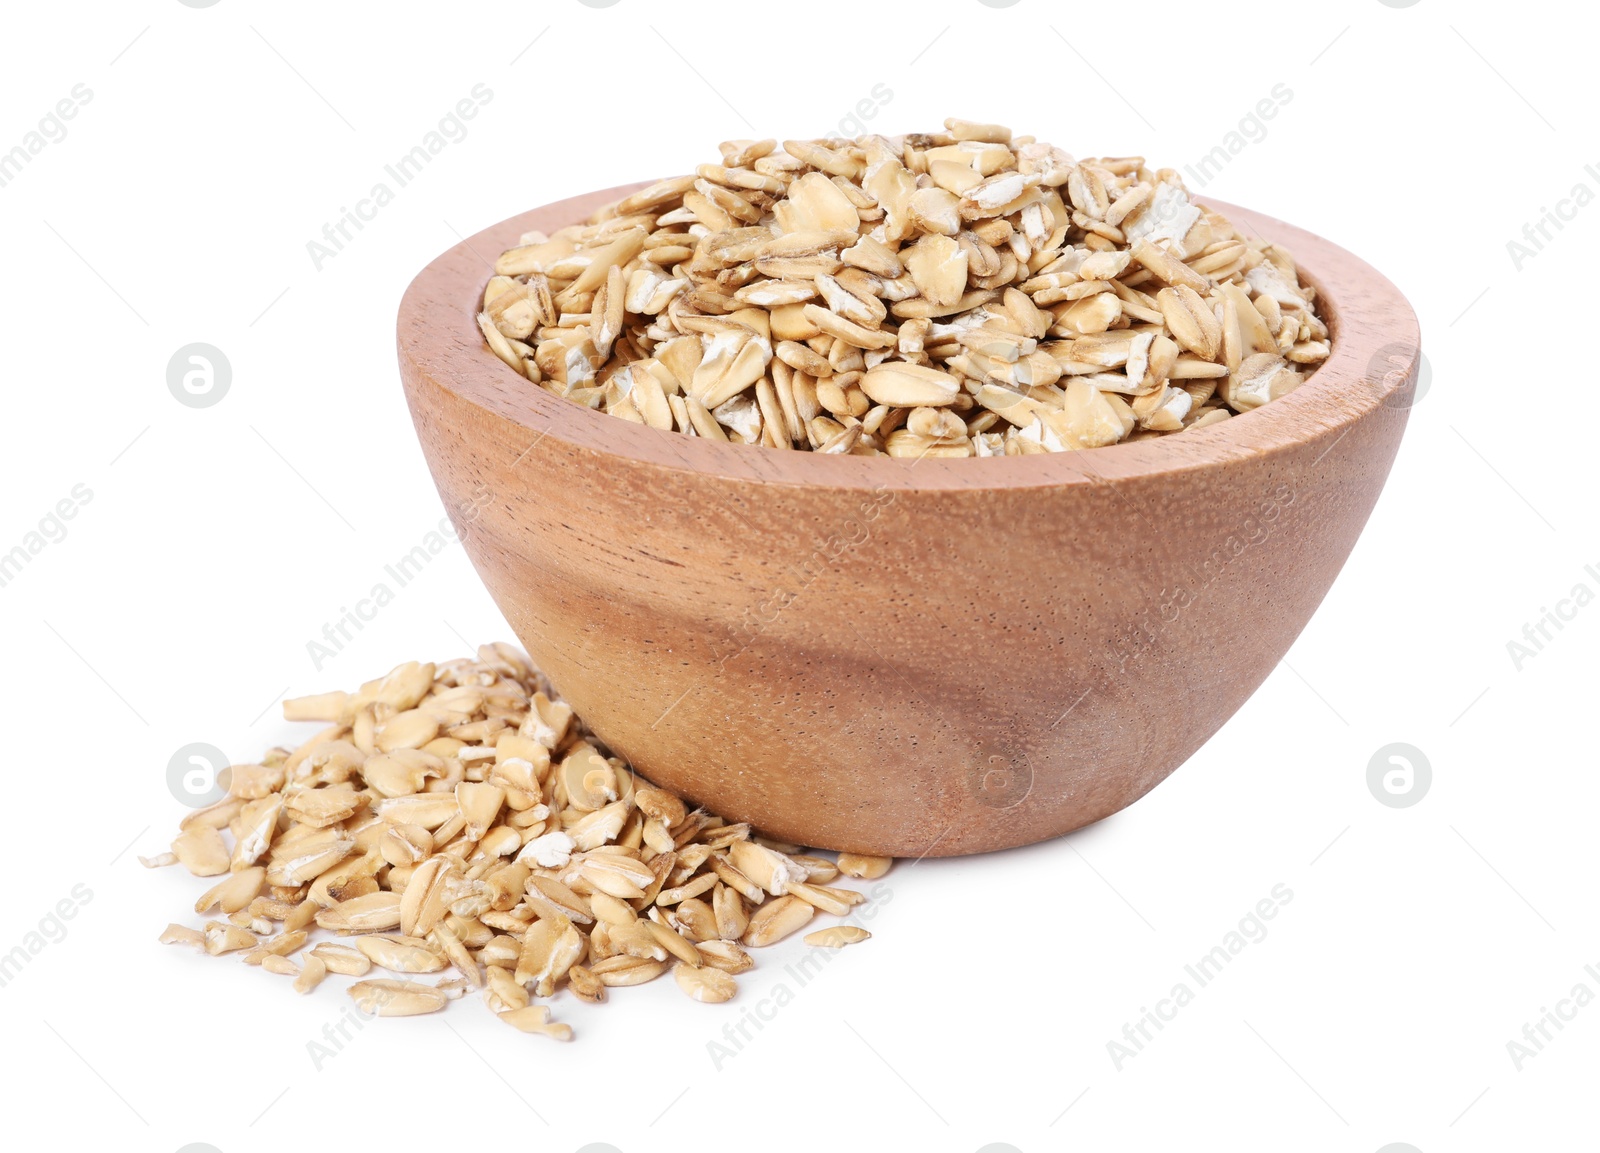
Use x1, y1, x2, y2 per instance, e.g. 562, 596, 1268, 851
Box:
398, 185, 1419, 856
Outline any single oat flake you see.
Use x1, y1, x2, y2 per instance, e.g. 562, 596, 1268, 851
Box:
149, 645, 884, 1040
478, 120, 1331, 456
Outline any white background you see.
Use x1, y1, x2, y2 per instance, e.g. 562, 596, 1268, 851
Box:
0, 0, 1593, 1150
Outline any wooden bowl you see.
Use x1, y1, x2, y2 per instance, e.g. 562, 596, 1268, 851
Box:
398, 183, 1419, 857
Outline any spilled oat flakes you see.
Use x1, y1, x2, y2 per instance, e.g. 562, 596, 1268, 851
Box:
149, 644, 881, 1039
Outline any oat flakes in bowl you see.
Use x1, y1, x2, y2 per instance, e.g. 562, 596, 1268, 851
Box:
476, 120, 1331, 457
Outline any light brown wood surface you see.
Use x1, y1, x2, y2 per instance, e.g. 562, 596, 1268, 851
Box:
397, 184, 1420, 856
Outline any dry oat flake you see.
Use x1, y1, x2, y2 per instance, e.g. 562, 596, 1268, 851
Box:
478, 118, 1331, 456
148, 645, 883, 1040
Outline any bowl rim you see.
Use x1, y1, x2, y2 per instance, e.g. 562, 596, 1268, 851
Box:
398, 182, 1420, 493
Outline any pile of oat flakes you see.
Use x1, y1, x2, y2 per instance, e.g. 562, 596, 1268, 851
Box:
150, 645, 884, 1039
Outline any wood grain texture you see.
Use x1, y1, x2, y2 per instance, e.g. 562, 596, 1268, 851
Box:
397, 184, 1420, 857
